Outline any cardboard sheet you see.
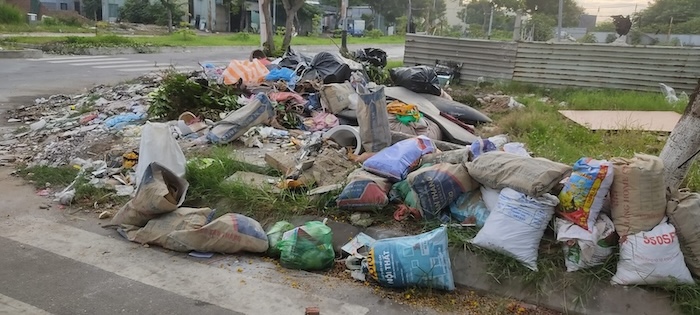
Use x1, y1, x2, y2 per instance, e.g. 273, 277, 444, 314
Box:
559, 110, 681, 132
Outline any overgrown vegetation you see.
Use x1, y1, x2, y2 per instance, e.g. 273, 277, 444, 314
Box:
119, 0, 185, 26
147, 70, 241, 120
0, 3, 24, 25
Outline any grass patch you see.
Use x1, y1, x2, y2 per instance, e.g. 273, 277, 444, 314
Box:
183, 147, 343, 226
18, 165, 79, 188
386, 60, 403, 69
0, 22, 91, 33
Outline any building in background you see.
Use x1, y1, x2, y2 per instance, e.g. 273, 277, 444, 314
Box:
579, 14, 597, 31
444, 0, 464, 29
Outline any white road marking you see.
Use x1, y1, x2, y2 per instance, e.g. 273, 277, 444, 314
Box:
69, 60, 148, 66
93, 62, 155, 69
48, 57, 128, 64
27, 55, 110, 61
0, 218, 369, 315
0, 294, 53, 315
117, 66, 195, 72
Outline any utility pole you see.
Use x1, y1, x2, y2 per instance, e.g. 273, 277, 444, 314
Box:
259, 0, 267, 48
408, 0, 412, 33
273, 0, 276, 27
556, 0, 563, 41
513, 9, 522, 41
487, 4, 494, 39
341, 0, 348, 53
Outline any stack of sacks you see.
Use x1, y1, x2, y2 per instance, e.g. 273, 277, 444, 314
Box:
336, 136, 435, 211
466, 151, 572, 270
555, 157, 617, 271
608, 155, 693, 285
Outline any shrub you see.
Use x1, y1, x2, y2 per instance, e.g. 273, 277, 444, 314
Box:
0, 3, 24, 25
579, 33, 597, 43
366, 29, 383, 39
605, 34, 617, 43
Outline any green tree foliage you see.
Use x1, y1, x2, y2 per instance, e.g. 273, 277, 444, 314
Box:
636, 0, 700, 34
523, 0, 584, 27
81, 0, 102, 20
457, 0, 516, 35
119, 0, 184, 26
526, 13, 556, 41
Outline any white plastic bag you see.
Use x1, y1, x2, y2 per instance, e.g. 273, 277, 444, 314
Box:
556, 214, 616, 272
471, 188, 559, 271
611, 218, 694, 285
136, 122, 187, 187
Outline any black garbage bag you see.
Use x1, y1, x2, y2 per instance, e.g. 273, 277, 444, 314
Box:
278, 46, 313, 70
356, 48, 388, 68
310, 52, 352, 84
389, 66, 442, 96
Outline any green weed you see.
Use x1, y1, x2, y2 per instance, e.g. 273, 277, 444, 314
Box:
18, 165, 78, 188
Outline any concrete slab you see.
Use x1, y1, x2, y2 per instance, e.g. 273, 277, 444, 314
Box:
559, 110, 682, 132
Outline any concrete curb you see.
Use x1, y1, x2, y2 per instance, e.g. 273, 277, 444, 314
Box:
450, 247, 680, 315
281, 215, 679, 315
0, 49, 42, 59
33, 44, 405, 56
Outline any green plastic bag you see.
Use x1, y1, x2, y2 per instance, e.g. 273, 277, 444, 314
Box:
390, 163, 433, 208
277, 221, 335, 271
266, 221, 295, 258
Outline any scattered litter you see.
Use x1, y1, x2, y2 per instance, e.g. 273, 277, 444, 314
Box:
189, 251, 215, 259
99, 211, 113, 219
341, 232, 376, 258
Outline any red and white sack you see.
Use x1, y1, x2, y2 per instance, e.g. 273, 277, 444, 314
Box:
611, 218, 694, 285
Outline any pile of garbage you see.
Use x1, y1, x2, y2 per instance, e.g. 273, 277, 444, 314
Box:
325, 133, 700, 291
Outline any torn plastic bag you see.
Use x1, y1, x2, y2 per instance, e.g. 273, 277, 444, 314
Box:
356, 48, 388, 68
389, 66, 442, 96
310, 52, 352, 84
278, 46, 313, 70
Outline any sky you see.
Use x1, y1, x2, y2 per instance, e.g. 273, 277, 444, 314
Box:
578, 0, 649, 21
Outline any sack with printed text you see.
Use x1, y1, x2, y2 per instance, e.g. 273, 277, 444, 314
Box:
337, 168, 392, 211
471, 188, 559, 271
610, 154, 666, 236
363, 135, 436, 182
558, 158, 614, 231
365, 227, 455, 291
169, 213, 269, 254
611, 218, 694, 285
405, 163, 479, 220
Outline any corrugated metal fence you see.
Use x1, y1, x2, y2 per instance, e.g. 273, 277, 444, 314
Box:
404, 34, 700, 92
402, 35, 518, 82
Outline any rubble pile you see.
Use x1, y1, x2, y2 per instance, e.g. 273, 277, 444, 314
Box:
2, 74, 162, 167
4, 45, 698, 301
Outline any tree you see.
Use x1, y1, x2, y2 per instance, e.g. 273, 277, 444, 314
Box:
636, 0, 700, 34
159, 0, 177, 33
523, 0, 584, 27
660, 80, 700, 190
260, 0, 275, 54
281, 0, 305, 50
457, 0, 516, 35
82, 0, 102, 20
526, 13, 556, 41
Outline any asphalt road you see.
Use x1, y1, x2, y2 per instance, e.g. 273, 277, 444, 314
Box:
0, 44, 405, 104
